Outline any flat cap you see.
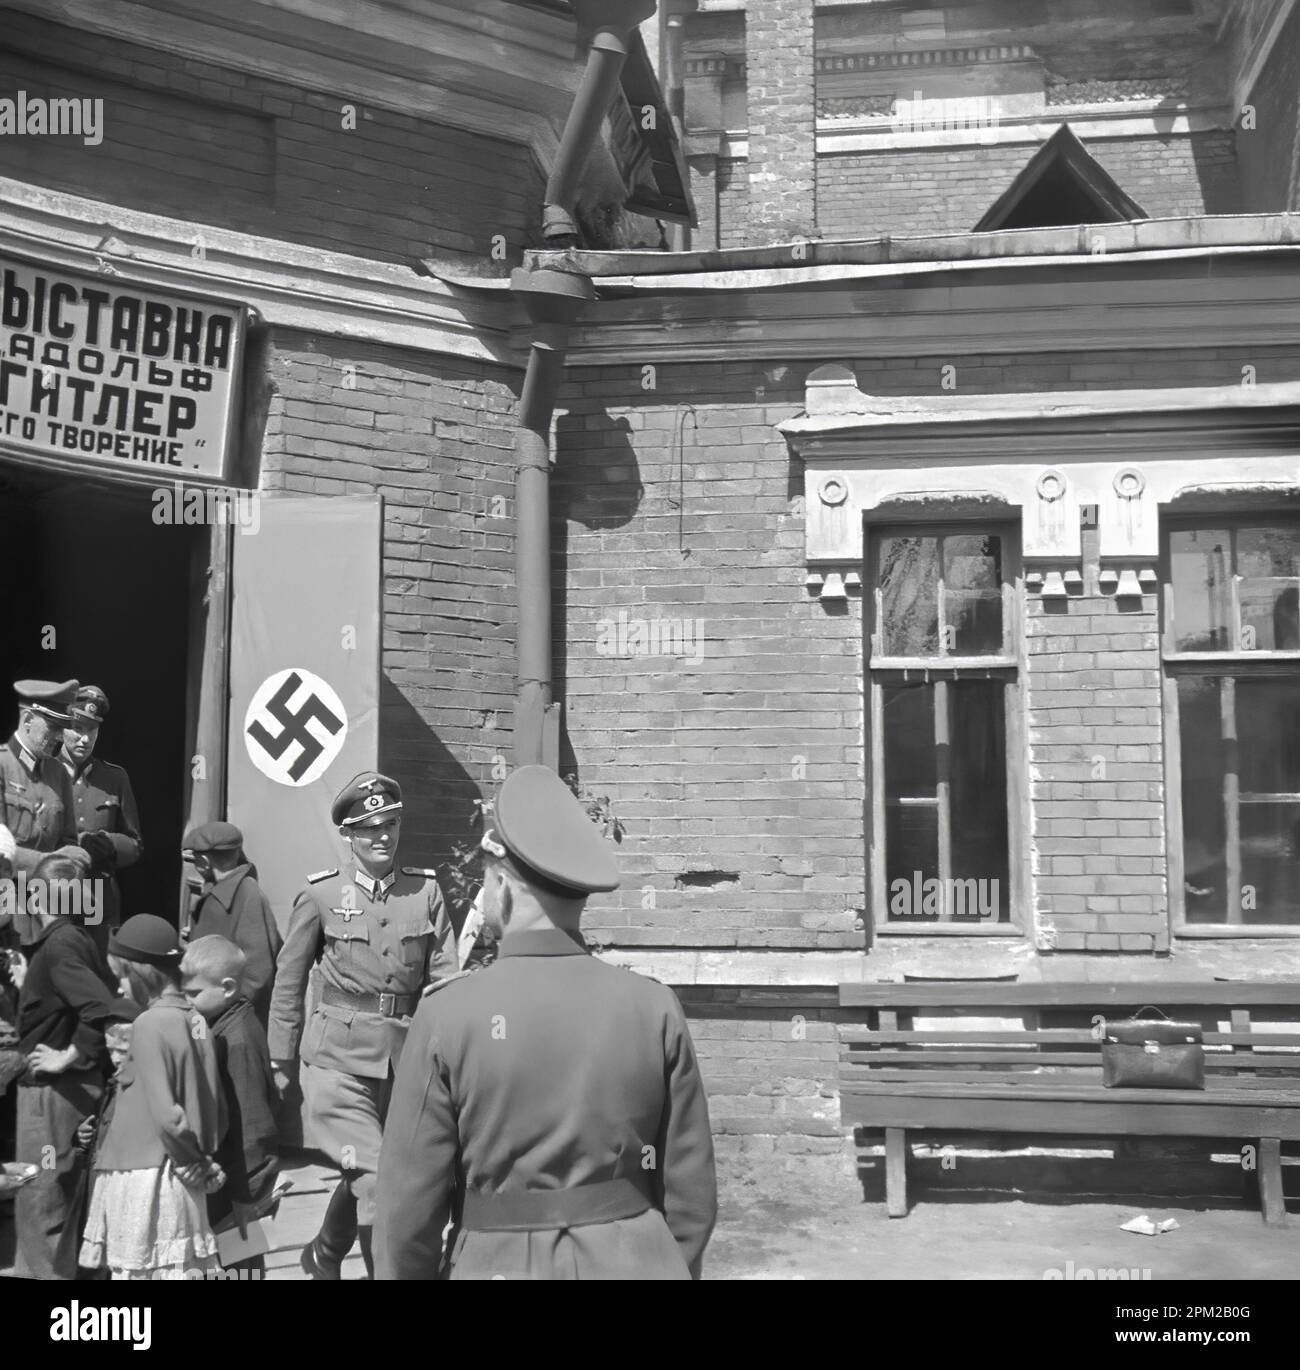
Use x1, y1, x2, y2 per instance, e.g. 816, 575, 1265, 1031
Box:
69, 685, 109, 726
14, 679, 79, 724
486, 765, 620, 897
182, 820, 243, 855
332, 772, 403, 828
109, 913, 182, 966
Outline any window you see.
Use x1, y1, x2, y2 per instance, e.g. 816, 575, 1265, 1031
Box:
1164, 520, 1300, 931
867, 526, 1022, 932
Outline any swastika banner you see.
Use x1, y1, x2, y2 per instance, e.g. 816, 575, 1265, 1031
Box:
227, 494, 382, 931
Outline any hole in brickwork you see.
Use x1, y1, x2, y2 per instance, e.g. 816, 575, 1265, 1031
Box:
675, 870, 740, 890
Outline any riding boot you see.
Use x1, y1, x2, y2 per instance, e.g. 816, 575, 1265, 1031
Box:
300, 1179, 357, 1280
357, 1225, 374, 1280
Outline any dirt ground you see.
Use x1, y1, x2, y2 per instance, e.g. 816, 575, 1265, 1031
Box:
6, 1155, 1298, 1280
261, 1157, 1300, 1281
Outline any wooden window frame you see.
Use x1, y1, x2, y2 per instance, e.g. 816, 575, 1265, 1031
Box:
1162, 514, 1300, 938
865, 521, 1028, 937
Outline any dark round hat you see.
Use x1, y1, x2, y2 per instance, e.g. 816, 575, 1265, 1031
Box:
488, 765, 620, 897
182, 820, 243, 855
14, 679, 79, 725
332, 772, 403, 828
109, 913, 183, 966
69, 685, 109, 726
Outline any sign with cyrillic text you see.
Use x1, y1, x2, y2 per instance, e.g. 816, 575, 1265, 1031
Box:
0, 257, 244, 481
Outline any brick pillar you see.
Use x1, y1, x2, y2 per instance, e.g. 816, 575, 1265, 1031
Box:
745, 0, 816, 244
687, 134, 722, 249
1026, 525, 1169, 955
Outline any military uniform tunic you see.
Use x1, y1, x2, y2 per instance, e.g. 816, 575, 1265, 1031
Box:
374, 929, 718, 1281
268, 862, 455, 1224
64, 755, 142, 936
0, 737, 74, 874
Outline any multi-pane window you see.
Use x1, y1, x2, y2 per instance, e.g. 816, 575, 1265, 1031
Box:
868, 528, 1019, 930
1165, 521, 1300, 928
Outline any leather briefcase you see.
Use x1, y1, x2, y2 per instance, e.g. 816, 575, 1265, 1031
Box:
1102, 1007, 1205, 1089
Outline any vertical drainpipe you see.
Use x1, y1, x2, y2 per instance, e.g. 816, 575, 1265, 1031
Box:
511, 0, 657, 770
664, 5, 690, 252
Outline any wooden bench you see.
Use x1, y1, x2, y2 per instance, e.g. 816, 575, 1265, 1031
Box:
837, 981, 1300, 1225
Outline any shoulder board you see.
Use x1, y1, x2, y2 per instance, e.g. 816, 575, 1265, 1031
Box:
306, 868, 339, 884
401, 866, 438, 878
425, 971, 471, 996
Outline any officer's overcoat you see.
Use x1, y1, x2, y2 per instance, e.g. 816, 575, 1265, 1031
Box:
374, 929, 718, 1280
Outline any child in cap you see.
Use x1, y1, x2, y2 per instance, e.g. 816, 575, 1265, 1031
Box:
181, 822, 282, 1030
182, 935, 280, 1275
79, 914, 227, 1280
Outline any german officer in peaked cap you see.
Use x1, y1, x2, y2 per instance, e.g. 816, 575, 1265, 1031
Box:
0, 681, 80, 876
268, 771, 456, 1279
374, 766, 718, 1281
60, 686, 143, 952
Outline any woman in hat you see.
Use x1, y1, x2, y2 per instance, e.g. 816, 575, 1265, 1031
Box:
78, 914, 227, 1280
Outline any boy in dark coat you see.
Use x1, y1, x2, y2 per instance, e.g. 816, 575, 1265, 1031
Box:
181, 935, 280, 1275
181, 823, 282, 1029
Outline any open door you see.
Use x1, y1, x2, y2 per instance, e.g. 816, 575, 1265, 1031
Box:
225, 494, 382, 930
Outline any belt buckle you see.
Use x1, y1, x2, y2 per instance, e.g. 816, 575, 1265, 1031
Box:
378, 992, 397, 1017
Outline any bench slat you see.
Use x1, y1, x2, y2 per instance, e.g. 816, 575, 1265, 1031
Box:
842, 1049, 1300, 1069
838, 1028, 1300, 1047
842, 1069, 1300, 1089
840, 1091, 1300, 1139
839, 982, 1300, 1009
840, 1079, 1300, 1104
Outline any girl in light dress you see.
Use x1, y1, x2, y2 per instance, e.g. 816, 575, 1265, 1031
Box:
79, 914, 226, 1280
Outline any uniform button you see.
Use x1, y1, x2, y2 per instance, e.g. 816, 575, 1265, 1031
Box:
379, 917, 388, 928
382, 948, 391, 958
385, 975, 395, 985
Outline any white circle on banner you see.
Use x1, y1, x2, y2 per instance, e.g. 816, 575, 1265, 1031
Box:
243, 668, 348, 787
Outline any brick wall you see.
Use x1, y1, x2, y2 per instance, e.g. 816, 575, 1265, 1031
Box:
554, 343, 1300, 954
817, 133, 1240, 238
0, 10, 544, 266
717, 158, 750, 249
712, 132, 1239, 244
679, 991, 854, 1199
1027, 524, 1166, 954
257, 329, 521, 864
744, 0, 817, 242
1236, 0, 1300, 212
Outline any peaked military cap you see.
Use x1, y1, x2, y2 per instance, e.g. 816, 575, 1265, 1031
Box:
182, 820, 244, 855
110, 913, 183, 966
333, 771, 403, 828
14, 679, 79, 725
485, 765, 620, 897
69, 685, 109, 725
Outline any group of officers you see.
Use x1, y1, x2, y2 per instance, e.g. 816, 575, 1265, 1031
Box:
3, 678, 719, 1281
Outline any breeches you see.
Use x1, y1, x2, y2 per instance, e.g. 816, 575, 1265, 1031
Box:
301, 1063, 392, 1225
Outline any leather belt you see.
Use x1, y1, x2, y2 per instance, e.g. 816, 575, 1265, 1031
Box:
461, 1178, 652, 1233
320, 984, 418, 1018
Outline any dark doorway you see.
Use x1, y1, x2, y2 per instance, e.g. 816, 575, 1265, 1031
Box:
0, 462, 197, 923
